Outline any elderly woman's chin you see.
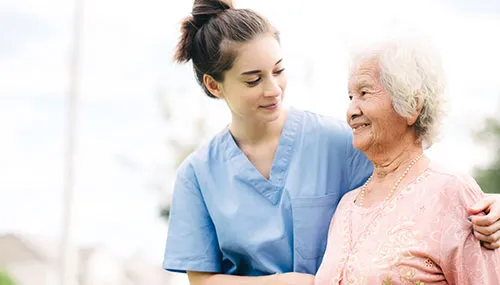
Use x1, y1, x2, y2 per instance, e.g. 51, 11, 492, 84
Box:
351, 129, 372, 151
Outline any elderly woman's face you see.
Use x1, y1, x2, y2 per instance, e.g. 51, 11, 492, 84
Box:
346, 59, 409, 152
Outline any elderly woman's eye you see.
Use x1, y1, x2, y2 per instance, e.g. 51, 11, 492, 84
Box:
361, 91, 367, 96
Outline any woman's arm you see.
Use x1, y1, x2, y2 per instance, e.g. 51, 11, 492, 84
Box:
440, 178, 500, 284
187, 271, 314, 285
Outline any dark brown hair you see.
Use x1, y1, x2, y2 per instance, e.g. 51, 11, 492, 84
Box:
174, 0, 279, 98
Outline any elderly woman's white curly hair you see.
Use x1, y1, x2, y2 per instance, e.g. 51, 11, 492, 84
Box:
350, 38, 446, 148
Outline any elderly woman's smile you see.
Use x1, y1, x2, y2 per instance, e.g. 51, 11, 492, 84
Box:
346, 58, 411, 153
350, 122, 370, 133
316, 38, 500, 285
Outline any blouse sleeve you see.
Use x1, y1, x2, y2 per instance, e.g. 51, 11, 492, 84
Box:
439, 175, 500, 284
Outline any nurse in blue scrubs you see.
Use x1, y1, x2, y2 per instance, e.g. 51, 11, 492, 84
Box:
163, 1, 500, 284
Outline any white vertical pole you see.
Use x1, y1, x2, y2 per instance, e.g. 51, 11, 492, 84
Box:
60, 0, 84, 284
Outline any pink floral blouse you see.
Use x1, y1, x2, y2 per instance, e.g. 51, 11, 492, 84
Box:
315, 161, 500, 284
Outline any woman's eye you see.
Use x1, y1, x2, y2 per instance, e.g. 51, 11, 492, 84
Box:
246, 77, 261, 86
274, 68, 286, 74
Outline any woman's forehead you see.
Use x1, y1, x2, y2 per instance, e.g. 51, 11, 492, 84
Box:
349, 60, 380, 80
230, 34, 282, 71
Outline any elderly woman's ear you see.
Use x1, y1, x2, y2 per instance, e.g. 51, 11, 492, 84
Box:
407, 97, 424, 126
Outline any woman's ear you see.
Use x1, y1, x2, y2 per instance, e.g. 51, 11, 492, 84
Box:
407, 97, 424, 126
203, 74, 224, 99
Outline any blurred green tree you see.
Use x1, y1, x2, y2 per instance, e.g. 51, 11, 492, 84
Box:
474, 115, 500, 194
0, 270, 15, 285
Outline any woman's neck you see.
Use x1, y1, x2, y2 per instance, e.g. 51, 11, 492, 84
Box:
229, 108, 288, 146
366, 136, 424, 181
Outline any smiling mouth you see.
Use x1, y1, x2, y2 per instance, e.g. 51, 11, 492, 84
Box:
260, 101, 280, 110
352, 123, 370, 133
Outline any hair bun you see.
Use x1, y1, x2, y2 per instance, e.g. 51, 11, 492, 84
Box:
192, 0, 232, 27
174, 0, 232, 63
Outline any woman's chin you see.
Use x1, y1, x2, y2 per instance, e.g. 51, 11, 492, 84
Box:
352, 140, 370, 152
260, 106, 284, 122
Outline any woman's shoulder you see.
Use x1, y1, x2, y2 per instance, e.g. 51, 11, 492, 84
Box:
297, 109, 353, 151
301, 109, 351, 133
175, 127, 232, 180
338, 188, 360, 206
426, 161, 484, 208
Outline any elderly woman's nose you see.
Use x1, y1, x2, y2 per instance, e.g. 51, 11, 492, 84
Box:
347, 98, 362, 118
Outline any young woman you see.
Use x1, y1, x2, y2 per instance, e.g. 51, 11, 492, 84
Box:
163, 1, 500, 284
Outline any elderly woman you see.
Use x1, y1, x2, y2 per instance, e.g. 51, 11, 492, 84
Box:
315, 40, 500, 284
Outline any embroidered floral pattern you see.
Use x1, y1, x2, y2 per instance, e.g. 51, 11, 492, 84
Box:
398, 266, 416, 282
423, 258, 434, 268
382, 277, 393, 285
315, 164, 500, 285
374, 221, 419, 269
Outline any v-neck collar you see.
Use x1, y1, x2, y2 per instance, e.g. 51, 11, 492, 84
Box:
220, 107, 303, 204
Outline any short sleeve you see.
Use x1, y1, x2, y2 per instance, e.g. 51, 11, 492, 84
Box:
439, 176, 500, 284
344, 131, 373, 192
162, 161, 221, 273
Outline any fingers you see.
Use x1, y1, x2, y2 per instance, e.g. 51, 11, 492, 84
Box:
470, 210, 500, 227
482, 241, 500, 250
472, 217, 500, 236
473, 227, 500, 246
468, 196, 494, 215
469, 194, 500, 250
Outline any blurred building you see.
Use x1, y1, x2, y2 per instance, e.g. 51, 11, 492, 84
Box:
0, 233, 171, 285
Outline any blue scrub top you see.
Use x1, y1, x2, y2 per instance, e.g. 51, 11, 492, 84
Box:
163, 108, 372, 275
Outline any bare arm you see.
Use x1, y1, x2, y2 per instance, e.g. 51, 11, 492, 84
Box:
187, 271, 314, 285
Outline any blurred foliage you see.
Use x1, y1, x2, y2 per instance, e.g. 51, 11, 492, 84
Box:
0, 270, 15, 285
474, 115, 500, 194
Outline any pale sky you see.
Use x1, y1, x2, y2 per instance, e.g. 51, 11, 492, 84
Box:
0, 0, 499, 283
